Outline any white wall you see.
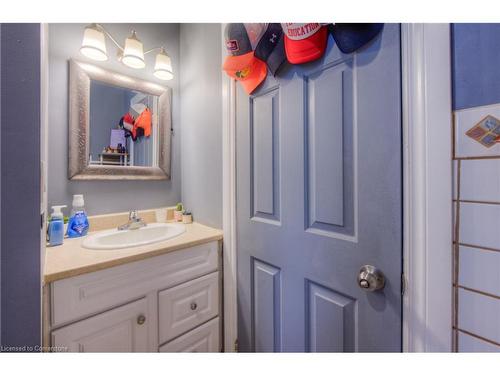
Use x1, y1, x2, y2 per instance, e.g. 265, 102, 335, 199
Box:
48, 24, 181, 215
180, 24, 222, 228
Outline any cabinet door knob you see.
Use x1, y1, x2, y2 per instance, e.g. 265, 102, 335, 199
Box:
137, 314, 146, 325
190, 302, 198, 311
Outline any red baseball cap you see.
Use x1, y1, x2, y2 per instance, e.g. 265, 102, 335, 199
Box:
281, 23, 328, 64
223, 52, 267, 95
223, 23, 267, 95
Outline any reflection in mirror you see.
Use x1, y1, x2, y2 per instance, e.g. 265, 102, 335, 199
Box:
89, 80, 159, 168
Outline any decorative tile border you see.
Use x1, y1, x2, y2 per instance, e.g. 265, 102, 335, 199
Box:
454, 103, 500, 159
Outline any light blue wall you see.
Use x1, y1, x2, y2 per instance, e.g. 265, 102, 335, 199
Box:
89, 81, 130, 160
452, 24, 500, 110
48, 24, 181, 215
180, 24, 223, 229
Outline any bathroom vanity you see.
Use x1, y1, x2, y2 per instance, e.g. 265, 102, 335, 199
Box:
43, 212, 223, 353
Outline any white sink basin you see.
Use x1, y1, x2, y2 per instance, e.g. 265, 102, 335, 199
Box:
82, 223, 186, 250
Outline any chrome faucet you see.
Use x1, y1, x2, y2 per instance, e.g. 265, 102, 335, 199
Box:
118, 210, 147, 231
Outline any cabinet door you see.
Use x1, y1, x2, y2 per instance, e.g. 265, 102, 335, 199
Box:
159, 318, 220, 352
52, 298, 149, 352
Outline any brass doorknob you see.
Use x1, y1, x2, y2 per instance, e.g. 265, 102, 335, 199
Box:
357, 265, 385, 292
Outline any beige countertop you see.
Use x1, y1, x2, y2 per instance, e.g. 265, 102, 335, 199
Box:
44, 222, 223, 283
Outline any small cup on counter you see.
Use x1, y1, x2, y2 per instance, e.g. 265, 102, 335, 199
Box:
155, 208, 168, 223
182, 212, 193, 224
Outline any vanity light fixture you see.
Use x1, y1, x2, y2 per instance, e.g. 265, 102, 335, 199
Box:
79, 24, 173, 80
154, 48, 174, 81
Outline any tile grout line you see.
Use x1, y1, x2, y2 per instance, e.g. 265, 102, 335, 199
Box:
454, 155, 500, 160
455, 242, 500, 253
452, 160, 461, 352
452, 112, 456, 160
456, 284, 500, 300
452, 199, 500, 206
455, 327, 500, 348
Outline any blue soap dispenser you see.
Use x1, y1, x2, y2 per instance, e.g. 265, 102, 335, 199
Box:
66, 194, 89, 238
48, 205, 66, 247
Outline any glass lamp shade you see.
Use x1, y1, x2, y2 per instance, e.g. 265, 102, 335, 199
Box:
80, 24, 108, 61
122, 31, 145, 69
154, 50, 174, 80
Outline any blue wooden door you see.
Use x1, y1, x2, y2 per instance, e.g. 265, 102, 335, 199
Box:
236, 24, 402, 352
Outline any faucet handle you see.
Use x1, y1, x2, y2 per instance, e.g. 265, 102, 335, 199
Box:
129, 210, 139, 220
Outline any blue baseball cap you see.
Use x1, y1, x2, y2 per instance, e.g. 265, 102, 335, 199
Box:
330, 24, 384, 54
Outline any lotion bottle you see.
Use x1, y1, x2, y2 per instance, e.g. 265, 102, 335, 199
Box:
48, 205, 66, 246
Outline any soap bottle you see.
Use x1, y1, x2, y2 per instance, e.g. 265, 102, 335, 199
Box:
48, 205, 66, 246
66, 194, 89, 238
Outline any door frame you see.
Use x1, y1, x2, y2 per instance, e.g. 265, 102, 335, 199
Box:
401, 23, 452, 352
221, 23, 453, 352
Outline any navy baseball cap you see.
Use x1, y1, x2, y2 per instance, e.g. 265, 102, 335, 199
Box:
254, 23, 286, 76
329, 24, 384, 54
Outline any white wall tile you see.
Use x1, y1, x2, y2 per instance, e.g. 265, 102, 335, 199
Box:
458, 288, 500, 344
460, 159, 500, 202
459, 202, 500, 249
459, 245, 500, 296
454, 103, 500, 158
458, 332, 500, 352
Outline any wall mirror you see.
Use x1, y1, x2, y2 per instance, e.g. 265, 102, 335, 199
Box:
68, 59, 172, 180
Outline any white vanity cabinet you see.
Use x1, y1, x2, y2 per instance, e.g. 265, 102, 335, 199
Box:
46, 241, 222, 352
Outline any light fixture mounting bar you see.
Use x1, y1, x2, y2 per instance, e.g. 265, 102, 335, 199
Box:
94, 23, 124, 51
144, 47, 164, 55
94, 24, 163, 55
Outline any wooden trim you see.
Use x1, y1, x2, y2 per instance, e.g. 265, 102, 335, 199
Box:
401, 23, 453, 352
221, 23, 238, 352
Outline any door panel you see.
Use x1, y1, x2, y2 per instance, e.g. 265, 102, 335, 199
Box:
236, 24, 402, 352
250, 87, 281, 224
306, 280, 356, 352
304, 60, 354, 236
251, 258, 282, 352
